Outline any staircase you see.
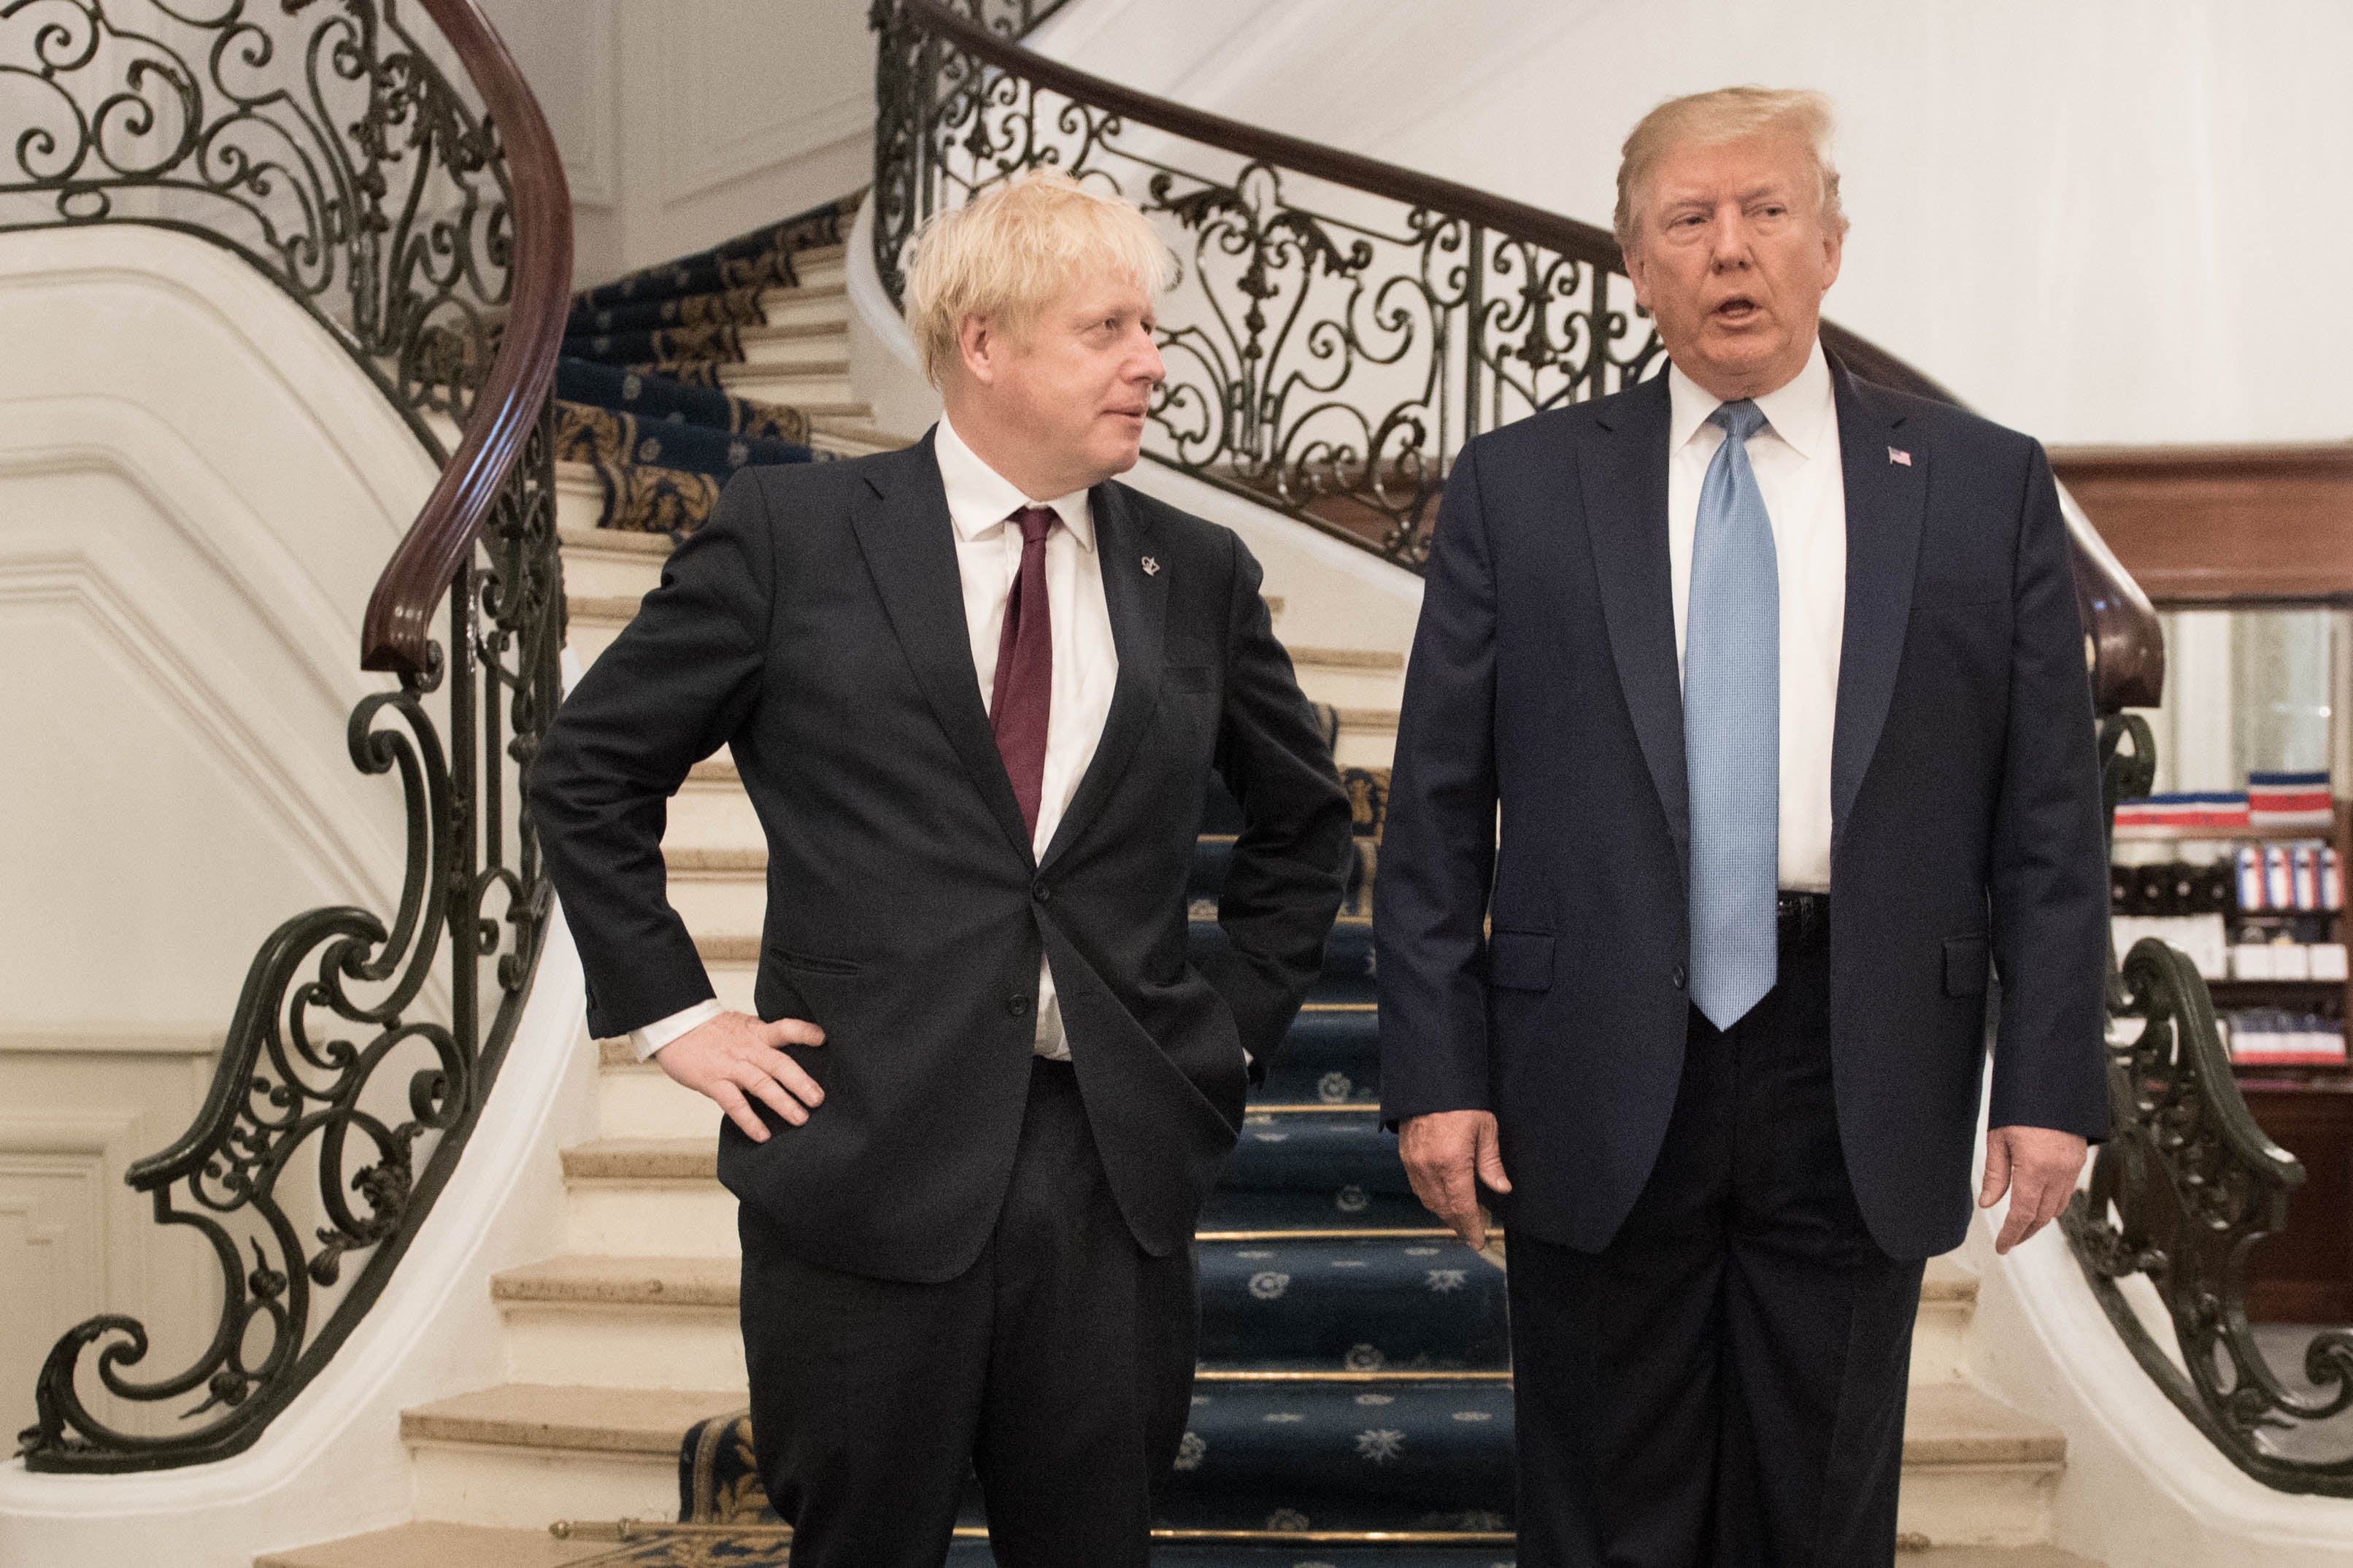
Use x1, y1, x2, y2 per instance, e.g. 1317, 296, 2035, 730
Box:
258, 195, 2098, 1567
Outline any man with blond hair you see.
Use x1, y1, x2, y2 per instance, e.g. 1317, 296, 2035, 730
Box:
1378, 88, 2109, 1564
531, 170, 1352, 1566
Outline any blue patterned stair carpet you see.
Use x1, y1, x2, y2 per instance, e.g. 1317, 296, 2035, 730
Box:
555, 196, 857, 535
646, 758, 1521, 1564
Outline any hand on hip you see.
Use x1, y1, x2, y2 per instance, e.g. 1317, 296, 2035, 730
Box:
656, 1011, 827, 1142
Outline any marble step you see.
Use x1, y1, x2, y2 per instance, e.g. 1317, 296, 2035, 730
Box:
400, 1382, 739, 1528
390, 1377, 2061, 1543
749, 277, 848, 332
263, 1521, 2104, 1567
716, 361, 855, 408
493, 1254, 742, 1391
758, 243, 846, 297
555, 520, 670, 598
807, 418, 910, 457
721, 358, 858, 408
736, 328, 850, 371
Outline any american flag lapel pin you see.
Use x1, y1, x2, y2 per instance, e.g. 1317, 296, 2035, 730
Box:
1887, 446, 1913, 466
1141, 555, 1160, 576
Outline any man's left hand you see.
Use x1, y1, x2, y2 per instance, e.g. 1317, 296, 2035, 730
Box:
1979, 1124, 2088, 1254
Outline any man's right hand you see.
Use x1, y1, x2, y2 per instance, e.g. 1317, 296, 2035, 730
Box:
654, 1011, 826, 1142
1398, 1109, 1511, 1249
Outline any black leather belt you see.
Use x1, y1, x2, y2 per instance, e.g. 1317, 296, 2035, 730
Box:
1776, 890, 1831, 949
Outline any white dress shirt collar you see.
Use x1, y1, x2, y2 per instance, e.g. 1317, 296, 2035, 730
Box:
1666, 336, 1836, 463
933, 412, 1097, 552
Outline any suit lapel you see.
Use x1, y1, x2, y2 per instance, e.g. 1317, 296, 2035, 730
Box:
850, 433, 1036, 863
1579, 374, 1690, 874
1830, 366, 1928, 850
1041, 480, 1166, 873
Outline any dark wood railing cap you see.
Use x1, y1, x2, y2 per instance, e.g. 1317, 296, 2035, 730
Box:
360, 0, 572, 676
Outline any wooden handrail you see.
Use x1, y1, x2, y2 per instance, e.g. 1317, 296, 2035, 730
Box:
901, 0, 2163, 713
360, 0, 573, 676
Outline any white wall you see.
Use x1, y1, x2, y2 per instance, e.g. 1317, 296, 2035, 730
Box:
482, 0, 878, 287
1033, 0, 2353, 447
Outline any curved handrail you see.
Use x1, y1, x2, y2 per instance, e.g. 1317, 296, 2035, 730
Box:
882, 0, 2161, 716
363, 0, 571, 676
9, 0, 569, 1472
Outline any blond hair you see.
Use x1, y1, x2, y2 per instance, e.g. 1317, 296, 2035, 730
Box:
1613, 87, 1846, 257
902, 171, 1173, 387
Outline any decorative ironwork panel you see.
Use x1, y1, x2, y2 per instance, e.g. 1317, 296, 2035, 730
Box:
0, 0, 517, 457
14, 409, 563, 1473
869, 0, 1660, 568
6, 0, 566, 1472
2063, 715, 2353, 1491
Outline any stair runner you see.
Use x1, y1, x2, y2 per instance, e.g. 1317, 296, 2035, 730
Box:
552, 196, 855, 536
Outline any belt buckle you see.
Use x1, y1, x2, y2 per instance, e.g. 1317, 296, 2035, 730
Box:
1776, 891, 1824, 946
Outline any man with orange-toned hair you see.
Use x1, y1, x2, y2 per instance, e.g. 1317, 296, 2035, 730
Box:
1379, 90, 2109, 1565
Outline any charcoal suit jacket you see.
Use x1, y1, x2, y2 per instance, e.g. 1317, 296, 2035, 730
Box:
531, 433, 1354, 1283
1375, 361, 2111, 1260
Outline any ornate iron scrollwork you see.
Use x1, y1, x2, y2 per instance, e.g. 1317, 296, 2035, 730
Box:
0, 0, 517, 457
2063, 716, 2353, 1491
7, 1, 563, 1472
868, 0, 1661, 569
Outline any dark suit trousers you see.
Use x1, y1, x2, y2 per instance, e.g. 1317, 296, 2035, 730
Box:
1507, 924, 1929, 1568
739, 1057, 1196, 1568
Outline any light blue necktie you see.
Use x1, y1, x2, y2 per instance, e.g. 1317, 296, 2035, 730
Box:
1684, 398, 1779, 1029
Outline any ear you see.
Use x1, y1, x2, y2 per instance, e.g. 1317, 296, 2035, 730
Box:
1818, 221, 1844, 293
957, 312, 998, 387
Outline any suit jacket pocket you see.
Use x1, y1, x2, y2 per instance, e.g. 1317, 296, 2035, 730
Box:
1944, 935, 1990, 997
1488, 930, 1555, 992
769, 943, 865, 977
1165, 663, 1217, 694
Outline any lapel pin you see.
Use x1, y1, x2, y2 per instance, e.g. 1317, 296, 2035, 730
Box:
1888, 446, 1913, 467
1141, 556, 1160, 576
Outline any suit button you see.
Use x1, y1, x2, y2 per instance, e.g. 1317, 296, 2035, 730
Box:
1032, 881, 1052, 904
1671, 965, 1688, 990
1007, 996, 1031, 1017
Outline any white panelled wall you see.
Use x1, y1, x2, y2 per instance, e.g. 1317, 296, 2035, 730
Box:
478, 0, 879, 290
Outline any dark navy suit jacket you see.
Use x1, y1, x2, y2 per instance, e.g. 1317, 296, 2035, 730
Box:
1375, 362, 2110, 1260
532, 436, 1353, 1283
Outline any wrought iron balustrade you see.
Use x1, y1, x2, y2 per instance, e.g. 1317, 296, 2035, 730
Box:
868, 0, 2164, 725
7, 0, 570, 1472
876, 0, 2353, 1497
2063, 714, 2353, 1493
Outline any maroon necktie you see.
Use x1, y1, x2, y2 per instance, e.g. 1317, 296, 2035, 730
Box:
990, 505, 1056, 839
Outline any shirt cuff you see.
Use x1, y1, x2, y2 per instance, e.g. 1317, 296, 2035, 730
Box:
631, 998, 723, 1061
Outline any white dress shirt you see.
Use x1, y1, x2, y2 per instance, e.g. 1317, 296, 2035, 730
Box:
1665, 338, 1845, 893
631, 412, 1120, 1059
